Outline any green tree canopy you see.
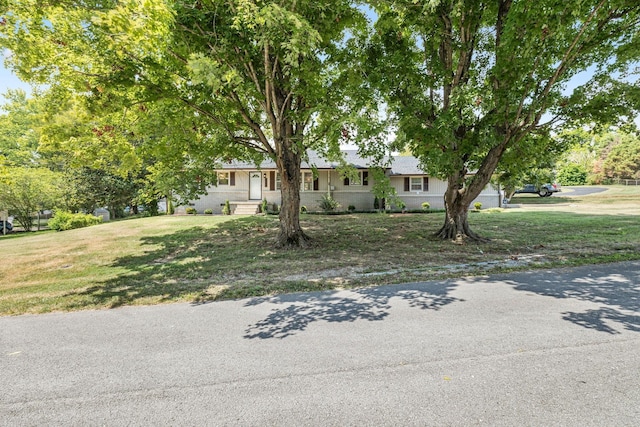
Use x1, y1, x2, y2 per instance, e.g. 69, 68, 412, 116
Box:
1, 0, 368, 247
601, 132, 640, 180
0, 166, 63, 231
368, 0, 640, 240
0, 89, 42, 167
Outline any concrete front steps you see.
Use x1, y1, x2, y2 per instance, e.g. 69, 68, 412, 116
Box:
232, 202, 260, 215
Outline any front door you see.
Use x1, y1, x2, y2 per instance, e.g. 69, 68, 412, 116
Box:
249, 171, 262, 200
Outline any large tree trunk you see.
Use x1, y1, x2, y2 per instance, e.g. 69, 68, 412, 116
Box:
435, 177, 485, 242
276, 143, 310, 248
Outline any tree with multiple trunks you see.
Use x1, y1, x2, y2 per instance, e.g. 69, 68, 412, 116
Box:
369, 0, 640, 240
0, 0, 366, 247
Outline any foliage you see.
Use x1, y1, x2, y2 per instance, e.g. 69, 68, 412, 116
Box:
222, 200, 231, 216
0, 167, 63, 231
348, 205, 356, 212
261, 198, 268, 214
557, 164, 588, 186
204, 208, 213, 215
48, 211, 102, 231
300, 205, 307, 214
601, 133, 640, 179
0, 90, 43, 167
368, 0, 640, 240
186, 207, 198, 215
422, 202, 431, 210
60, 168, 140, 219
0, 0, 370, 247
319, 194, 340, 212
474, 202, 482, 211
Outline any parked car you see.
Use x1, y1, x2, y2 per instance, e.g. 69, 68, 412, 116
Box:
0, 220, 13, 233
514, 183, 562, 197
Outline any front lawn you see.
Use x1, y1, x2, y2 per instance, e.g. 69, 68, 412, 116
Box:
2, 186, 640, 315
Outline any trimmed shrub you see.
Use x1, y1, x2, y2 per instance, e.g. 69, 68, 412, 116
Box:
348, 204, 356, 212
48, 211, 102, 231
204, 208, 213, 215
222, 200, 231, 215
421, 202, 430, 210
186, 207, 197, 215
261, 198, 268, 214
474, 202, 482, 211
300, 205, 307, 213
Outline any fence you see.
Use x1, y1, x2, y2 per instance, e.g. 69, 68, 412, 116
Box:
613, 179, 640, 186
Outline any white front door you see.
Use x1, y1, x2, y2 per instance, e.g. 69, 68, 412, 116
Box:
249, 171, 262, 200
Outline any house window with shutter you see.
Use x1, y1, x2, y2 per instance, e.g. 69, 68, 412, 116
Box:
344, 170, 369, 186
217, 172, 235, 186
269, 171, 281, 191
275, 172, 281, 190
217, 172, 230, 186
405, 176, 428, 191
302, 172, 316, 191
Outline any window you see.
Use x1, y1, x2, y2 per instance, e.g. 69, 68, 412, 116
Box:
217, 172, 229, 186
216, 172, 235, 186
404, 176, 429, 192
268, 171, 282, 191
303, 172, 314, 191
343, 171, 369, 186
410, 177, 422, 191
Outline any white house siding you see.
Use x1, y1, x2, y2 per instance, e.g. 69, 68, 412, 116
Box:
186, 163, 502, 213
190, 171, 252, 214
391, 176, 501, 209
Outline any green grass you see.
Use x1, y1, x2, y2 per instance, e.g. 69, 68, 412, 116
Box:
2, 185, 640, 315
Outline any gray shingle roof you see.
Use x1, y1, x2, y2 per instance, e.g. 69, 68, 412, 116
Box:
222, 150, 426, 175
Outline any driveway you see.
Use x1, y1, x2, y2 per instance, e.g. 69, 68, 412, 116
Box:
560, 186, 608, 197
2, 262, 639, 426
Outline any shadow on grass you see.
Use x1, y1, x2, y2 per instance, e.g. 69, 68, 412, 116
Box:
508, 263, 640, 334
243, 281, 463, 339
71, 216, 278, 309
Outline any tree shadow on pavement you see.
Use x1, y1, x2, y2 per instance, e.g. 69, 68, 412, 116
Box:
510, 264, 640, 334
243, 281, 463, 339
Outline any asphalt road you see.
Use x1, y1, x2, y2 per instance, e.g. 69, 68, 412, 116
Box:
2, 262, 639, 426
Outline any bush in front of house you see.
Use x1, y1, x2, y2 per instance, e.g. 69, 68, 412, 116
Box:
319, 194, 340, 212
422, 202, 430, 210
186, 207, 197, 215
222, 200, 231, 215
261, 198, 268, 214
348, 205, 356, 212
48, 211, 103, 231
204, 208, 213, 215
474, 202, 482, 211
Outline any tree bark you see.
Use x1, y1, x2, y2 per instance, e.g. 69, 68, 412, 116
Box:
435, 176, 486, 242
276, 143, 310, 248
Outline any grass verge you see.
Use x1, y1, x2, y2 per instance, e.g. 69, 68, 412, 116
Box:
2, 185, 640, 315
